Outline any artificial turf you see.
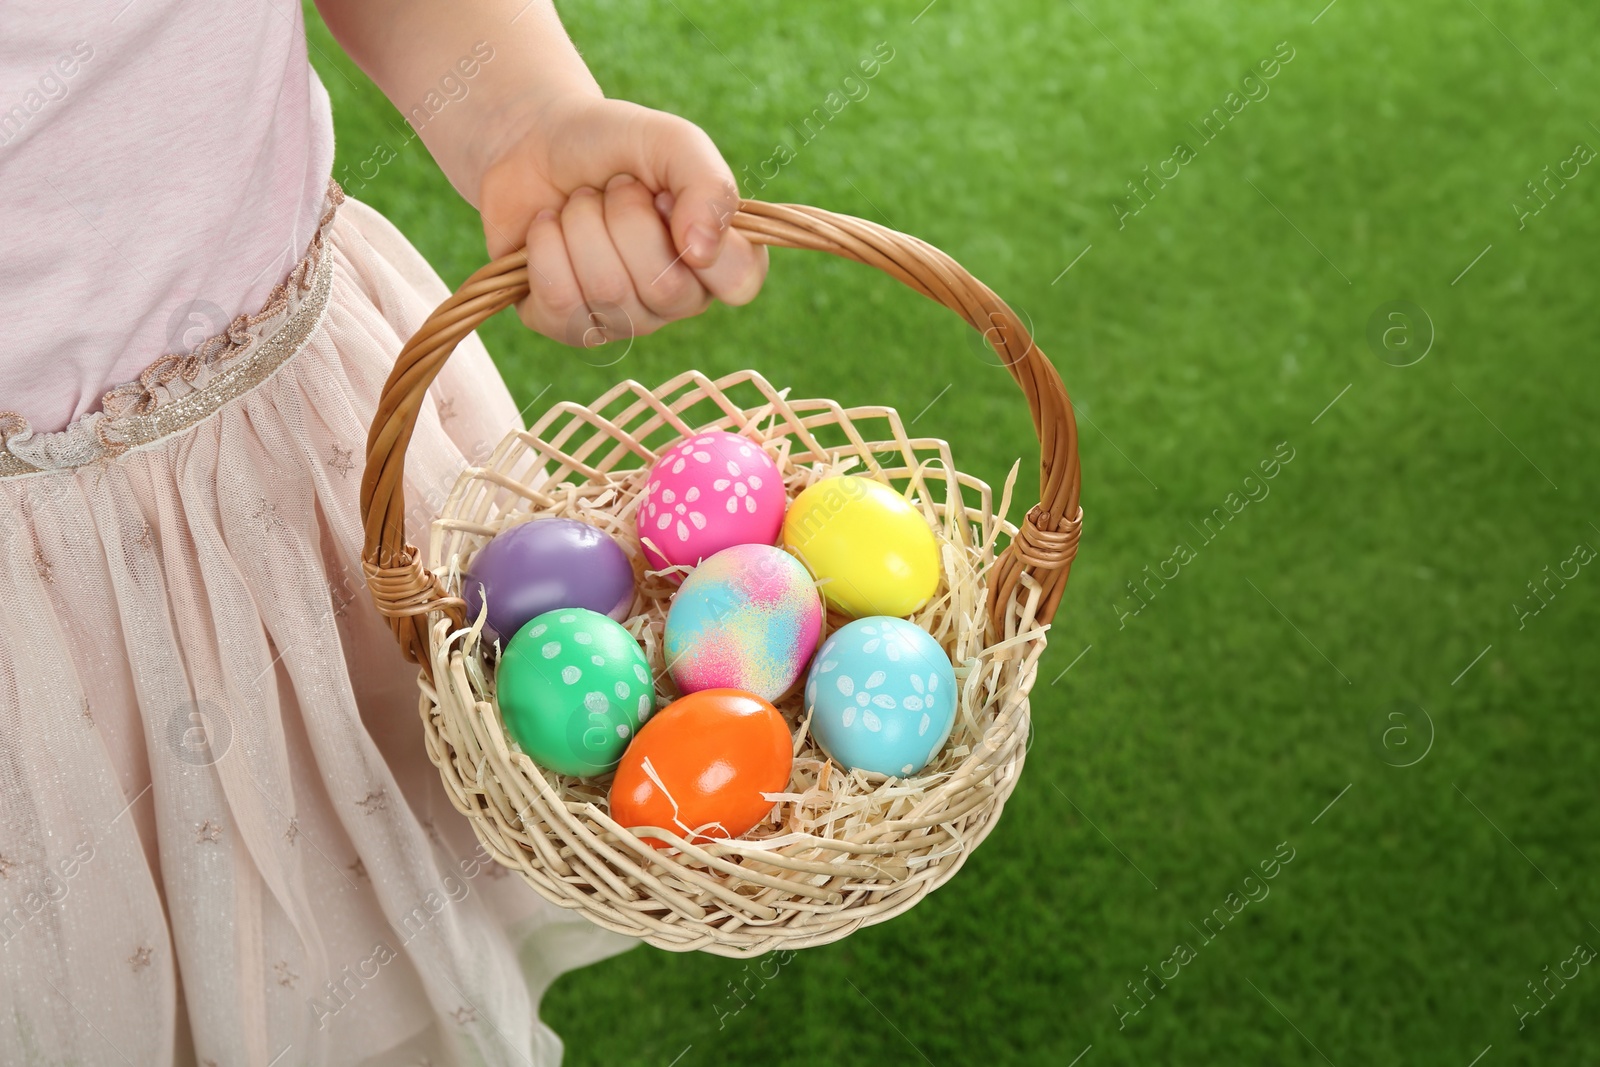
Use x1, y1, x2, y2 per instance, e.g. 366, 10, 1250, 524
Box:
306, 2, 1600, 1063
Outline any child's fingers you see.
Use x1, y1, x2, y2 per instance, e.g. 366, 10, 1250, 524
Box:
602, 175, 711, 322
518, 208, 592, 344
689, 232, 769, 307
560, 186, 665, 340
647, 183, 765, 306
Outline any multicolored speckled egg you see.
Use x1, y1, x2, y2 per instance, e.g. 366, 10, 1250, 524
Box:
664, 545, 822, 703
805, 617, 957, 777
635, 431, 785, 573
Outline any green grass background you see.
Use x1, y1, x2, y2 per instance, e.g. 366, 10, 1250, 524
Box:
306, 2, 1600, 1063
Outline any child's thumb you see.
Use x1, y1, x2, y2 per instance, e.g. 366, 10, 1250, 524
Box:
650, 117, 743, 270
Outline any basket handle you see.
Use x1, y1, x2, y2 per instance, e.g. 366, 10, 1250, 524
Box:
360, 200, 1082, 673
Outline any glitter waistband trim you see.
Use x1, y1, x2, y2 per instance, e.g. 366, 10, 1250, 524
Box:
0, 182, 344, 479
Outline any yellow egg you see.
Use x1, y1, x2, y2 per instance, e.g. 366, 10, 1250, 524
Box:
782, 476, 940, 617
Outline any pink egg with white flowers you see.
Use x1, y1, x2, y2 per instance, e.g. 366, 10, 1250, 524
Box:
636, 431, 785, 573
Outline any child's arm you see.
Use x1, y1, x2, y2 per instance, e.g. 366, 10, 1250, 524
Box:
314, 0, 766, 344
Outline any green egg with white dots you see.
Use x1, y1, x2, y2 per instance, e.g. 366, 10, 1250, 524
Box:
496, 607, 655, 777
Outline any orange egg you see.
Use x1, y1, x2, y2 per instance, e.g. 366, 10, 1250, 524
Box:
608, 689, 793, 846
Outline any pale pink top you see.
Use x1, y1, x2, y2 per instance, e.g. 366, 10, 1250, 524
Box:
1, 0, 335, 434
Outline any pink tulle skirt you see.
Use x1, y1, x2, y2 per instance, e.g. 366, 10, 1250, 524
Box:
0, 188, 631, 1066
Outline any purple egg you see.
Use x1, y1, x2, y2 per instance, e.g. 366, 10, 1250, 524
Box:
464, 518, 635, 641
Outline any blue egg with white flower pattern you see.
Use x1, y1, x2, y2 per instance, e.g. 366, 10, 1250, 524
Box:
804, 617, 957, 777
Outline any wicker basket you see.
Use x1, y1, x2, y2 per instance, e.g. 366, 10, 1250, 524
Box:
358, 201, 1082, 956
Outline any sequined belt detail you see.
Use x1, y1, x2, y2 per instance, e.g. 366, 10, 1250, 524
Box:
0, 215, 337, 479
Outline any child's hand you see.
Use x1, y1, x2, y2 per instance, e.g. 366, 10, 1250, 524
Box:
477, 95, 768, 348
315, 0, 764, 345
